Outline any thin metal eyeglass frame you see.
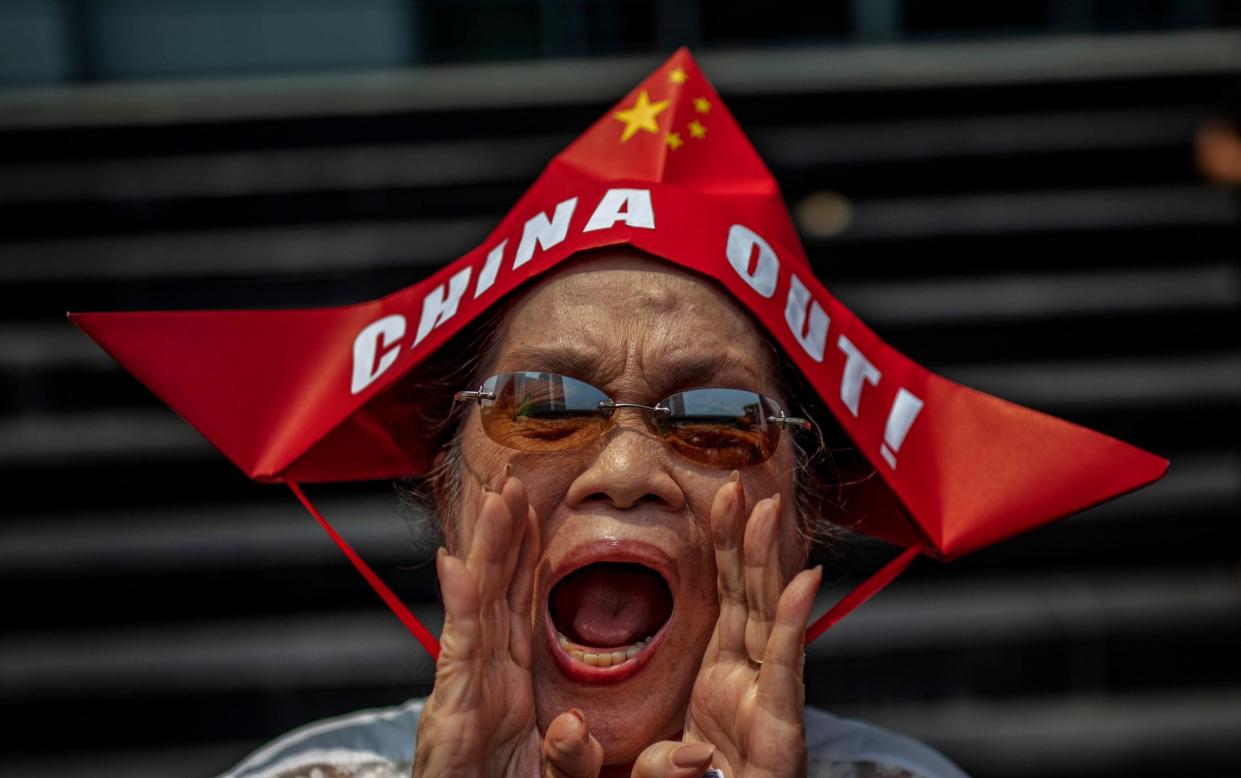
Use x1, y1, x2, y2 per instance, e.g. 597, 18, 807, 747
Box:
451, 373, 813, 445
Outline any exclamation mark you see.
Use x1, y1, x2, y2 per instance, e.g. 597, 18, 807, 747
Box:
881, 388, 924, 469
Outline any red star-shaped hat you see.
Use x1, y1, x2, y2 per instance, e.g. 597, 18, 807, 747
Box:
70, 48, 1168, 657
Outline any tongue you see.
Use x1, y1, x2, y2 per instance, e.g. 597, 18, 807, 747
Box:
551, 563, 670, 648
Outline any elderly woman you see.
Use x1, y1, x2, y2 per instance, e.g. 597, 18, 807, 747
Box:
413, 245, 867, 777
72, 49, 1166, 778
211, 243, 971, 778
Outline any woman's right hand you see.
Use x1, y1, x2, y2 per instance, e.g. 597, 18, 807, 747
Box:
412, 466, 605, 778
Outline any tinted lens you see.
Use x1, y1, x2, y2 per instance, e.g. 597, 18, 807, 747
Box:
478, 372, 611, 452
658, 388, 781, 467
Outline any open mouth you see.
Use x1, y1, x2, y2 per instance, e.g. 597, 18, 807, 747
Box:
544, 560, 675, 684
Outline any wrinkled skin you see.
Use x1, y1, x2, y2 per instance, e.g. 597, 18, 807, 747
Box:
413, 249, 821, 778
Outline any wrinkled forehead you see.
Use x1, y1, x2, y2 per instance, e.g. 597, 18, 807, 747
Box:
490, 251, 780, 395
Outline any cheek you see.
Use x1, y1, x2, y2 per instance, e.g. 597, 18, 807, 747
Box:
778, 507, 807, 581
520, 467, 569, 517
450, 419, 514, 551
507, 450, 589, 525
747, 448, 806, 576
683, 543, 721, 611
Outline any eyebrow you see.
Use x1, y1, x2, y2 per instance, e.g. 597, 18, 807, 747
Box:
502, 345, 607, 384
660, 353, 758, 393
501, 344, 758, 395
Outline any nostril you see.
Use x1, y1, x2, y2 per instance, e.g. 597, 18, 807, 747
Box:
635, 493, 668, 506
583, 491, 668, 510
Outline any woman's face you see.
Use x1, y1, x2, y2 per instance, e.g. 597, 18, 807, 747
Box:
450, 250, 805, 763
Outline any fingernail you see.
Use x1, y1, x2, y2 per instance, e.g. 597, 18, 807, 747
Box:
670, 742, 715, 768
728, 469, 740, 483
810, 564, 824, 586
436, 546, 447, 562
494, 463, 511, 493
567, 708, 589, 742
772, 492, 781, 510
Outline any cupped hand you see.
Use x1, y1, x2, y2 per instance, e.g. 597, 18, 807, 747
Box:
412, 466, 605, 778
634, 473, 822, 778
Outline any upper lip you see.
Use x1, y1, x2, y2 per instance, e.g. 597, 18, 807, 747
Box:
544, 537, 679, 598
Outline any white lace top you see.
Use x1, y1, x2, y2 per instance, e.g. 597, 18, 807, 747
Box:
216, 699, 968, 778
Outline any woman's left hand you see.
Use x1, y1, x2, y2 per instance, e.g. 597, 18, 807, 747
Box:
631, 475, 822, 778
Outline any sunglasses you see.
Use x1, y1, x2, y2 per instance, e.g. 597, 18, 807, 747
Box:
453, 371, 810, 468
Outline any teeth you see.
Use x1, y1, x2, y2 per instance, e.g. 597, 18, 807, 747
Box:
556, 630, 653, 667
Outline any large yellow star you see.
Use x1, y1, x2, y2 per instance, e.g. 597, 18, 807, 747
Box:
613, 89, 670, 142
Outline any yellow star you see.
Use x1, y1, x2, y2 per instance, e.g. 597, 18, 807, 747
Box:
613, 89, 670, 142
694, 96, 711, 114
687, 119, 707, 140
666, 131, 684, 150
668, 67, 687, 84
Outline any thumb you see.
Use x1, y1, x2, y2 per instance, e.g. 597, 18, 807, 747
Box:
630, 740, 716, 778
542, 709, 604, 778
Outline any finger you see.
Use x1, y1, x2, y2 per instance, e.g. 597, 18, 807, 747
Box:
508, 505, 541, 667
436, 548, 482, 664
542, 709, 604, 778
466, 491, 516, 658
466, 486, 520, 608
743, 493, 784, 662
756, 565, 821, 718
710, 471, 748, 660
497, 466, 531, 587
492, 472, 530, 662
630, 741, 716, 778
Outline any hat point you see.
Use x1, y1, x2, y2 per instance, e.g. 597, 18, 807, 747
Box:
554, 43, 794, 247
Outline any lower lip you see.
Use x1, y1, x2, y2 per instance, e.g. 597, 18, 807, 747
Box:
543, 603, 672, 685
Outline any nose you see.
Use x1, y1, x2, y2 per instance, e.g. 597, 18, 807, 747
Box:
564, 407, 686, 511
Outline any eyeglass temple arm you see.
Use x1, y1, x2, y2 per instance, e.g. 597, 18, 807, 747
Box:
453, 388, 495, 403
767, 413, 813, 430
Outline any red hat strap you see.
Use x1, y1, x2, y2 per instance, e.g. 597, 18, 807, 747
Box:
804, 543, 924, 645
287, 481, 442, 661
291, 475, 920, 658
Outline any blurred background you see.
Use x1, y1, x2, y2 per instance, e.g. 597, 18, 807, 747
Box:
2, 2, 1240, 776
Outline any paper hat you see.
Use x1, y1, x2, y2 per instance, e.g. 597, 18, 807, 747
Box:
70, 48, 1168, 657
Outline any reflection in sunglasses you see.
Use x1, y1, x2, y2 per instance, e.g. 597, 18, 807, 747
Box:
454, 372, 810, 468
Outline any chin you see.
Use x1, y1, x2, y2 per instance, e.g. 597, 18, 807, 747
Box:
531, 535, 715, 760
